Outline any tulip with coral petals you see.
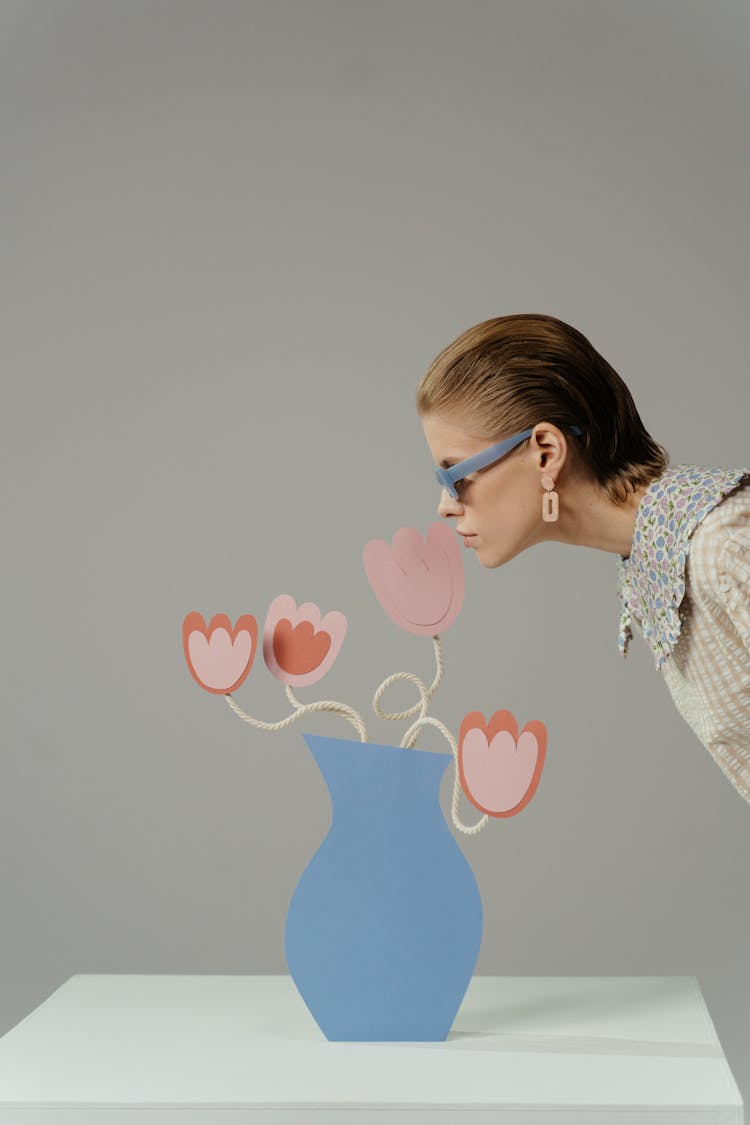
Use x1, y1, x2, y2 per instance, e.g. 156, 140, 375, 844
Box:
182, 612, 258, 694
458, 709, 547, 818
363, 522, 464, 637
263, 594, 347, 687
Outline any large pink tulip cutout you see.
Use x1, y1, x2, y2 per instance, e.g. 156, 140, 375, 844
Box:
363, 522, 465, 636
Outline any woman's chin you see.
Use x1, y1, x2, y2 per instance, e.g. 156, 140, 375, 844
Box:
472, 542, 494, 567
476, 541, 518, 569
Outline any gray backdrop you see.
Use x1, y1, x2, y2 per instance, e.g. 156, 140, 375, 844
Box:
3, 0, 749, 1101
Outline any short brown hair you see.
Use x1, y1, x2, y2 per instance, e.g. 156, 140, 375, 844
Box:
416, 313, 669, 506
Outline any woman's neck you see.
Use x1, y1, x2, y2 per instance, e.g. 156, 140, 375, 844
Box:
550, 477, 651, 558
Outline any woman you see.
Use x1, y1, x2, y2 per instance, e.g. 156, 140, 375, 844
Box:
417, 313, 750, 804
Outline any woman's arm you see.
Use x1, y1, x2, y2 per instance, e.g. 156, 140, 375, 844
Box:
716, 529, 750, 657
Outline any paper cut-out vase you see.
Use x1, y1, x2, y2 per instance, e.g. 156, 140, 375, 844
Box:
284, 733, 483, 1042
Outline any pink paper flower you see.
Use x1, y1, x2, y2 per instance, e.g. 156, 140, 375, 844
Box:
362, 522, 465, 636
182, 611, 258, 694
458, 709, 547, 817
263, 594, 347, 687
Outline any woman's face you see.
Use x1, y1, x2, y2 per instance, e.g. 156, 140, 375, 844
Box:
421, 411, 549, 568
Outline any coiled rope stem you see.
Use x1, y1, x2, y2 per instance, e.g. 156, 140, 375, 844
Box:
223, 686, 368, 742
401, 715, 489, 835
372, 634, 444, 722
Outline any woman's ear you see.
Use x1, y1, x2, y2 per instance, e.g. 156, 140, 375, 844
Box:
531, 423, 567, 472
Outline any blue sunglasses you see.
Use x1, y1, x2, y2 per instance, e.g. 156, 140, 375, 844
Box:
435, 425, 583, 499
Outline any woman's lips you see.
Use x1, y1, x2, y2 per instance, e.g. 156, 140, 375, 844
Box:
461, 533, 477, 546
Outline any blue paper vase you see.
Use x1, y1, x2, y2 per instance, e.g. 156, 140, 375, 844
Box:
284, 733, 484, 1041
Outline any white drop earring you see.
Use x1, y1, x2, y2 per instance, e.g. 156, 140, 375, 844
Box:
541, 473, 559, 522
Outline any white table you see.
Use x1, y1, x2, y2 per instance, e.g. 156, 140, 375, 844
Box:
0, 974, 742, 1123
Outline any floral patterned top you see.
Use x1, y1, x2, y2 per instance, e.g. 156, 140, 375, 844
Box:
616, 463, 750, 671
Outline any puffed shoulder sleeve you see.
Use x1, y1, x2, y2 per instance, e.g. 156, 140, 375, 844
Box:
716, 528, 750, 655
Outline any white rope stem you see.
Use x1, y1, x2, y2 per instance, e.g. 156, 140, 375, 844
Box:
372, 634, 444, 723
223, 688, 368, 742
401, 715, 489, 835
285, 685, 368, 742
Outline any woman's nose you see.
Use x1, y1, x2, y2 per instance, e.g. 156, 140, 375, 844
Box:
437, 487, 462, 518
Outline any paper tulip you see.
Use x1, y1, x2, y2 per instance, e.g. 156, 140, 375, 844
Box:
458, 709, 547, 817
182, 611, 258, 694
263, 594, 347, 687
363, 522, 464, 636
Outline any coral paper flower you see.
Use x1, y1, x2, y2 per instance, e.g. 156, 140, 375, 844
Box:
458, 709, 547, 817
263, 594, 347, 687
362, 522, 464, 636
182, 611, 258, 694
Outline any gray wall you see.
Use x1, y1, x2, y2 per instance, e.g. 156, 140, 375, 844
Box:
3, 0, 749, 1100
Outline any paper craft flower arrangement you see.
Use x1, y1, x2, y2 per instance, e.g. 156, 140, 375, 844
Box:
182, 522, 547, 831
